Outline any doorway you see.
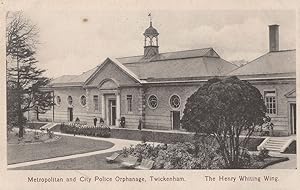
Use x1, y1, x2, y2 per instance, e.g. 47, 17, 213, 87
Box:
171, 111, 180, 130
290, 103, 296, 134
108, 99, 116, 126
67, 107, 73, 122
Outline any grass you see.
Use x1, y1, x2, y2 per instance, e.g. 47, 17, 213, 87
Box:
26, 122, 48, 129
50, 124, 62, 132
7, 134, 114, 164
242, 137, 265, 151
284, 140, 296, 154
248, 156, 289, 169
10, 151, 126, 170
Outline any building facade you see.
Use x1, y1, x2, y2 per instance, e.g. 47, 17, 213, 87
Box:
31, 22, 296, 136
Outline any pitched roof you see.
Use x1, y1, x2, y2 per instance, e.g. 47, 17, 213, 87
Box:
49, 67, 97, 87
49, 48, 237, 86
116, 48, 237, 81
83, 57, 143, 86
228, 50, 296, 78
117, 48, 219, 64
121, 56, 236, 80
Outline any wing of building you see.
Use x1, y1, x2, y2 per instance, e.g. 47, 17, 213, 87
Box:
31, 22, 296, 136
227, 48, 296, 136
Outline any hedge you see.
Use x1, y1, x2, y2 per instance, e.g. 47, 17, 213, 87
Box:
60, 122, 111, 138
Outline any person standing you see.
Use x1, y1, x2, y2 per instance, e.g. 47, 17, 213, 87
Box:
93, 117, 97, 127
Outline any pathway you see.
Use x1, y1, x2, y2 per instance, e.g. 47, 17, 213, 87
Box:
265, 152, 297, 169
7, 131, 142, 169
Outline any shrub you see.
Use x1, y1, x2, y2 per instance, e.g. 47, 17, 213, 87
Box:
254, 148, 270, 161
122, 142, 225, 169
181, 76, 267, 168
60, 122, 111, 138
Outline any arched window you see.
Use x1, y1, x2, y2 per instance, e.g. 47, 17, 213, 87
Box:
169, 94, 181, 109
67, 96, 73, 106
80, 95, 86, 107
56, 96, 61, 106
148, 94, 158, 109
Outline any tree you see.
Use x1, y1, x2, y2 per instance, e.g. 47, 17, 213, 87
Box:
181, 76, 266, 168
6, 12, 53, 137
32, 78, 54, 121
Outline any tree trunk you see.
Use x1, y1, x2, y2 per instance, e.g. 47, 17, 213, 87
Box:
18, 104, 23, 138
17, 57, 23, 138
36, 108, 39, 121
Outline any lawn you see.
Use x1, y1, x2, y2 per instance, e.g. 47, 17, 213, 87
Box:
7, 134, 114, 164
10, 151, 125, 170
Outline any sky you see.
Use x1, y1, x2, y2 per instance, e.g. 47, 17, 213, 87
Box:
20, 10, 296, 78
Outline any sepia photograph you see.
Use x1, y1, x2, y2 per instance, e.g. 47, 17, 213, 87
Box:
2, 0, 300, 189
5, 9, 297, 172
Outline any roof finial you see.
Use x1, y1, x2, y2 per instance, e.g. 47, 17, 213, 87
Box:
148, 13, 152, 26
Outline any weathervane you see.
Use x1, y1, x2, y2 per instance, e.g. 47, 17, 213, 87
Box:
148, 13, 152, 25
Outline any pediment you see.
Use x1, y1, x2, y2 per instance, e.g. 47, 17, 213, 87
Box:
99, 79, 119, 90
84, 58, 141, 88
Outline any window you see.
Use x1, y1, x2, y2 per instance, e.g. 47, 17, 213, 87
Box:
67, 96, 73, 106
169, 94, 181, 109
80, 95, 87, 107
264, 91, 276, 114
127, 95, 133, 112
93, 95, 99, 111
56, 96, 61, 106
148, 94, 158, 109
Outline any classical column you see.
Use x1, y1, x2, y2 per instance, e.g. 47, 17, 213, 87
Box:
116, 91, 121, 127
85, 89, 89, 110
101, 94, 105, 120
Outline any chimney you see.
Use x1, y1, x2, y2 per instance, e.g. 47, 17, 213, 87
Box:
269, 24, 279, 52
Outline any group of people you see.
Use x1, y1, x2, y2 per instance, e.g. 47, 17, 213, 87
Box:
93, 117, 105, 127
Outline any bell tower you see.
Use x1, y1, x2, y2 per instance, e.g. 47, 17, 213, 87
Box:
143, 14, 159, 58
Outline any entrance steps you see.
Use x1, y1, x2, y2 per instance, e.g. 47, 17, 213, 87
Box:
40, 123, 59, 130
257, 136, 296, 153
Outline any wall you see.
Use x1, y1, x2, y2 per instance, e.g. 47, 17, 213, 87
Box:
35, 77, 296, 137
250, 80, 296, 136
34, 87, 92, 124
119, 87, 143, 129
143, 84, 201, 130
85, 88, 102, 125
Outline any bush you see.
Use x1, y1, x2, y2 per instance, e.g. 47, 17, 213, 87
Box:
60, 122, 111, 138
122, 142, 225, 169
254, 148, 270, 161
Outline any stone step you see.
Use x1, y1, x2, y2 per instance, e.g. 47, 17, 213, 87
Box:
264, 148, 281, 151
268, 140, 288, 143
40, 123, 58, 130
265, 142, 287, 146
264, 145, 283, 149
257, 137, 294, 153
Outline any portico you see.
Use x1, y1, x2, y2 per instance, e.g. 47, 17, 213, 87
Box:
98, 79, 121, 127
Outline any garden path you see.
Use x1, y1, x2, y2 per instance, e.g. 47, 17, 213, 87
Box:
265, 152, 297, 169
